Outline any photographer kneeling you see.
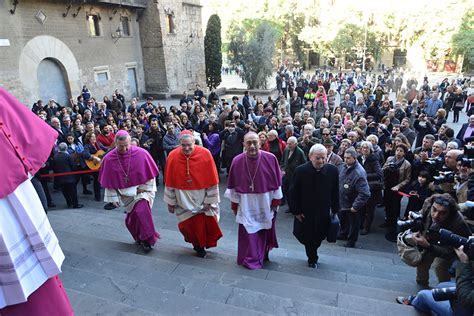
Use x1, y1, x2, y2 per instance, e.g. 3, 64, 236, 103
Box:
396, 237, 474, 315
404, 194, 471, 287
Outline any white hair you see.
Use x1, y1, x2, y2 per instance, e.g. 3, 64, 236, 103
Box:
267, 130, 278, 137
447, 141, 458, 149
309, 144, 327, 156
287, 136, 297, 144
367, 134, 379, 143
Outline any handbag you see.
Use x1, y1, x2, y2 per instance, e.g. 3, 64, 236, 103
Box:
455, 101, 465, 109
326, 213, 340, 243
397, 230, 423, 267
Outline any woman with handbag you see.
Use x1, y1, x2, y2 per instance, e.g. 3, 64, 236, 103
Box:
382, 143, 412, 242
358, 141, 383, 235
452, 88, 465, 123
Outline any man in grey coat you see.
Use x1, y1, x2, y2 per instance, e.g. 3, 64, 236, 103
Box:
337, 148, 371, 248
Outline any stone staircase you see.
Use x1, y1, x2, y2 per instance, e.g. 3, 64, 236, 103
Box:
46, 184, 432, 316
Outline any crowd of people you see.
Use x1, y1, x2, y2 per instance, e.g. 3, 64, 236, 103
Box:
27, 67, 474, 314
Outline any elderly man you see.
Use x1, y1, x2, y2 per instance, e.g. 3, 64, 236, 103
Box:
324, 138, 343, 166
281, 136, 307, 212
225, 132, 283, 269
164, 131, 222, 258
99, 131, 160, 253
337, 148, 371, 248
289, 144, 340, 268
298, 124, 319, 157
456, 115, 474, 145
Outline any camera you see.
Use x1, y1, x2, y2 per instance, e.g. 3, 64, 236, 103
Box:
433, 171, 456, 185
397, 211, 425, 232
461, 145, 474, 168
431, 286, 457, 301
438, 228, 474, 260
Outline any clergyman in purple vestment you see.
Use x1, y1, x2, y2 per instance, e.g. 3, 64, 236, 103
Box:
99, 131, 160, 253
225, 132, 283, 269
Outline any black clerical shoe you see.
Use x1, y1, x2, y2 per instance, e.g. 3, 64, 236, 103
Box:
104, 203, 117, 210
336, 235, 348, 241
83, 190, 93, 195
308, 262, 317, 269
193, 246, 207, 258
141, 241, 152, 253
72, 204, 84, 209
344, 242, 355, 248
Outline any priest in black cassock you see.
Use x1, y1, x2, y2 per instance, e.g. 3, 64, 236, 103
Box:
289, 144, 340, 268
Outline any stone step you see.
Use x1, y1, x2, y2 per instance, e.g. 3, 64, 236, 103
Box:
66, 288, 160, 315
50, 203, 401, 259
49, 210, 408, 273
61, 266, 269, 316
56, 231, 420, 313
62, 261, 369, 316
61, 248, 417, 316
50, 216, 427, 290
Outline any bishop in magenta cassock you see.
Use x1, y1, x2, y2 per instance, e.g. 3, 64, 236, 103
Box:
0, 87, 73, 315
164, 131, 222, 258
99, 130, 160, 253
225, 132, 283, 269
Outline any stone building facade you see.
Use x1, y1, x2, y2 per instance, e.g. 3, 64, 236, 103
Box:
0, 0, 205, 107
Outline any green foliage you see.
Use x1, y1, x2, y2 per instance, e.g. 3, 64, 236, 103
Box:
452, 9, 474, 70
227, 21, 279, 89
330, 24, 383, 60
204, 14, 223, 90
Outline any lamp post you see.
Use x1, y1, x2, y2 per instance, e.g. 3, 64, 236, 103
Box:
362, 16, 368, 72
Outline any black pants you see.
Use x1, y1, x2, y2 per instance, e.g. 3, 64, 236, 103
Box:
339, 210, 361, 244
31, 176, 48, 212
453, 109, 461, 123
384, 190, 402, 233
304, 239, 323, 264
39, 177, 53, 205
61, 182, 78, 207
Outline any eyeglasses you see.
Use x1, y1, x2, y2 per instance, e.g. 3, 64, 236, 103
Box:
322, 133, 330, 136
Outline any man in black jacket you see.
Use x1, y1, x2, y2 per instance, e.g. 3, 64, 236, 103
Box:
52, 143, 83, 208
289, 144, 340, 268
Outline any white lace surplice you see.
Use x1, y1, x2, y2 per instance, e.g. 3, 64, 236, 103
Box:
0, 178, 64, 308
224, 187, 282, 234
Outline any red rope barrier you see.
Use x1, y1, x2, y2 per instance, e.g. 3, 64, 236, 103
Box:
39, 169, 98, 177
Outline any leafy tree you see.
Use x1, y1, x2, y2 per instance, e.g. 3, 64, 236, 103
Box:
227, 21, 279, 89
452, 9, 474, 71
204, 14, 223, 89
329, 23, 383, 62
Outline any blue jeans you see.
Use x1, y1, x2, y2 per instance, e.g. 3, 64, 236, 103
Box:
412, 282, 454, 316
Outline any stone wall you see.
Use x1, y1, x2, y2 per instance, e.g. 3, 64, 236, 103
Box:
145, 0, 206, 95
0, 0, 145, 107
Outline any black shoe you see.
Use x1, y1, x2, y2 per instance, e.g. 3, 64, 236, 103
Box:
47, 203, 56, 208
308, 262, 317, 269
193, 246, 207, 258
284, 209, 292, 214
385, 232, 397, 243
83, 190, 93, 195
379, 222, 389, 228
95, 196, 101, 202
72, 204, 84, 209
104, 203, 117, 210
141, 241, 152, 253
336, 235, 348, 241
67, 204, 73, 208
360, 229, 369, 235
344, 242, 355, 248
